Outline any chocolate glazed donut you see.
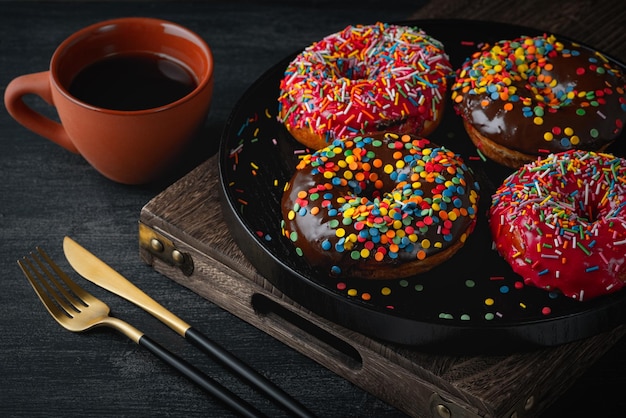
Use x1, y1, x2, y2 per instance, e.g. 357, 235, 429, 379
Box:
452, 34, 626, 168
281, 132, 480, 280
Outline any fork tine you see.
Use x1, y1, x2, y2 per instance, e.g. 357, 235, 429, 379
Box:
35, 247, 90, 307
18, 256, 75, 321
20, 248, 88, 319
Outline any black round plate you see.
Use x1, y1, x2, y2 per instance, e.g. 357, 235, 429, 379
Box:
218, 19, 626, 351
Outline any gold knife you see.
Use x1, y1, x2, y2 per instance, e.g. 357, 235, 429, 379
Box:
63, 236, 315, 418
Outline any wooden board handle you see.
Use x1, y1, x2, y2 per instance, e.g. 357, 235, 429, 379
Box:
251, 293, 363, 371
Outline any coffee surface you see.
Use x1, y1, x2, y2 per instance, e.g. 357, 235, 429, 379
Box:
69, 52, 197, 111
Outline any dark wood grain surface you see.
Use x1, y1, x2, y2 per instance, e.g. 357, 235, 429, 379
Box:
2, 1, 625, 417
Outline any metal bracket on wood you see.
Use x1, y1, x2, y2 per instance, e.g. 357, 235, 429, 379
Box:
139, 222, 194, 276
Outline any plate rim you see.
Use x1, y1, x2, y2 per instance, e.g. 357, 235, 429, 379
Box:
217, 18, 626, 349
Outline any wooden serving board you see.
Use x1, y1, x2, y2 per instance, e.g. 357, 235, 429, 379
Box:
139, 156, 626, 418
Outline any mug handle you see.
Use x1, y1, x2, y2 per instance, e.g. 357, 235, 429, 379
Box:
4, 71, 79, 153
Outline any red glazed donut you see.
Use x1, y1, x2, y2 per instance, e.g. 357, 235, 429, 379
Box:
489, 150, 626, 301
452, 34, 626, 168
281, 132, 480, 280
278, 22, 452, 150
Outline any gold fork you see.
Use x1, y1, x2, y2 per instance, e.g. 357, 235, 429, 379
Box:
18, 247, 266, 418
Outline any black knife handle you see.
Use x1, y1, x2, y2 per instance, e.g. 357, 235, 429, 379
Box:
186, 327, 316, 418
138, 335, 266, 418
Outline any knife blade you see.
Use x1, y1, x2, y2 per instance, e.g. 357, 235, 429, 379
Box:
63, 236, 315, 418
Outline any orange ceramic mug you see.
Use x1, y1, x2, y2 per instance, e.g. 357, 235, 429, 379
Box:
4, 17, 214, 184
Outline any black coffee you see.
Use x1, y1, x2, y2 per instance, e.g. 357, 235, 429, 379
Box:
69, 52, 197, 111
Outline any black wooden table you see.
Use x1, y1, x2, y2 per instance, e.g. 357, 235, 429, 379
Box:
2, 1, 626, 417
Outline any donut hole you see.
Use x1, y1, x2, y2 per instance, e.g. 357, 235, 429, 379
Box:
332, 58, 372, 81
522, 71, 575, 110
342, 181, 380, 204
352, 182, 382, 202
338, 150, 413, 208
341, 168, 393, 203
570, 203, 601, 226
569, 183, 615, 224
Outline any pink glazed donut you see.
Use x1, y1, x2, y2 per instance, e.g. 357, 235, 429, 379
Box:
278, 22, 452, 150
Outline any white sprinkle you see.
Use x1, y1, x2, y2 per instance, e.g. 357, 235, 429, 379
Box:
535, 181, 542, 197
